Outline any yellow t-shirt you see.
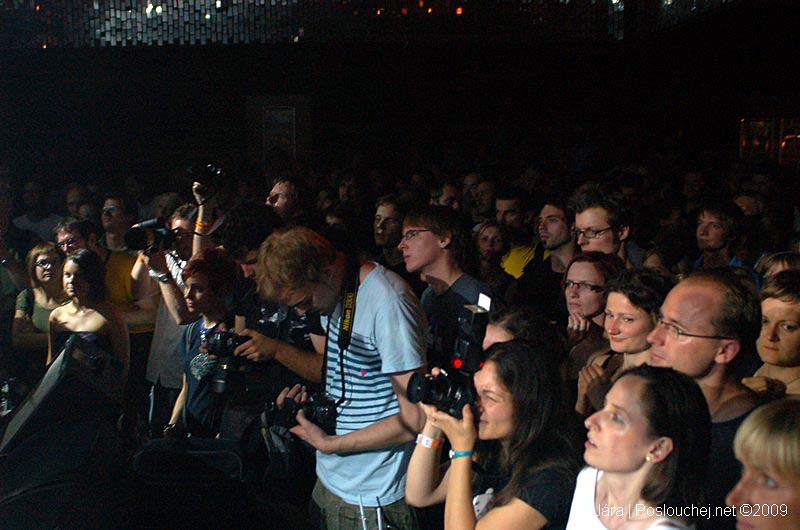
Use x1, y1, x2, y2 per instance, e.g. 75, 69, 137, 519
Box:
105, 250, 154, 334
500, 243, 537, 279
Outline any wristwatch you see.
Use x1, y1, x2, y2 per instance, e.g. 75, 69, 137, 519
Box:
156, 272, 171, 283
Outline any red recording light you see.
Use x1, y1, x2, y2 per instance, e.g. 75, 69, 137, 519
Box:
453, 358, 463, 369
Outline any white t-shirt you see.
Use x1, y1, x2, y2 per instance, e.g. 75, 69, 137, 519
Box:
566, 467, 694, 529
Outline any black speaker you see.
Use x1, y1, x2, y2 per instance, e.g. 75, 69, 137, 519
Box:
0, 334, 125, 454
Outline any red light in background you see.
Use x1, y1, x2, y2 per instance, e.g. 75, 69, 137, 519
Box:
427, 7, 432, 13
35, 5, 41, 11
453, 359, 463, 369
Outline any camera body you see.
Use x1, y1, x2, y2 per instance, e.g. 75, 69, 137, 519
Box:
188, 162, 226, 200
452, 295, 491, 373
273, 393, 338, 436
406, 370, 476, 419
407, 293, 491, 419
125, 218, 175, 252
206, 331, 252, 396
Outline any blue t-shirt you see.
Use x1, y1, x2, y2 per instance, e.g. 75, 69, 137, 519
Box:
318, 264, 427, 506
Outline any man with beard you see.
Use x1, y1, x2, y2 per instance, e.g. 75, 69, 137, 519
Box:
495, 186, 536, 279
509, 195, 576, 322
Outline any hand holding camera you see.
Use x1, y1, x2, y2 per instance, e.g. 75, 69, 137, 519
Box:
232, 328, 280, 363
408, 368, 479, 452
273, 383, 339, 452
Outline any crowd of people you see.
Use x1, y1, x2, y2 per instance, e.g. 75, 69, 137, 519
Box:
1, 153, 800, 529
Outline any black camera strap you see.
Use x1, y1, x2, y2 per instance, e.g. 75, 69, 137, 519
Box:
321, 255, 361, 408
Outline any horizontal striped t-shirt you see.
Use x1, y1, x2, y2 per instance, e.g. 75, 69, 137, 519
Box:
317, 263, 426, 506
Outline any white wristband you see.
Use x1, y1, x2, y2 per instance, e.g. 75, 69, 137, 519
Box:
416, 433, 444, 449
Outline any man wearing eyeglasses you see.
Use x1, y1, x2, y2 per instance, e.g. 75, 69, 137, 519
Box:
647, 269, 760, 530
398, 205, 492, 369
568, 182, 644, 269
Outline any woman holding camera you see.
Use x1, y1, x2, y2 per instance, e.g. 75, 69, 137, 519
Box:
567, 365, 711, 529
47, 249, 129, 383
406, 339, 582, 529
166, 247, 237, 437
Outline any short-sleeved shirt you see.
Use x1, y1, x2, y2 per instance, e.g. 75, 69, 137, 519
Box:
105, 250, 154, 334
473, 463, 577, 529
15, 288, 53, 333
146, 253, 191, 389
317, 263, 426, 506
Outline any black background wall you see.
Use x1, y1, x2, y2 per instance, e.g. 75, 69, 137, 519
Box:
0, 0, 798, 184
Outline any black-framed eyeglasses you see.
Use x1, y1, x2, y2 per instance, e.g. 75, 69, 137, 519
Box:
572, 226, 613, 240
564, 280, 605, 293
400, 229, 432, 241
655, 317, 736, 342
35, 258, 61, 269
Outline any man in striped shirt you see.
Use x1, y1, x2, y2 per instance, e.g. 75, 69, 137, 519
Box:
242, 226, 427, 529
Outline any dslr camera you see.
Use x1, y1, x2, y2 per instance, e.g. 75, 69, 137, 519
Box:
407, 293, 491, 419
271, 393, 339, 436
206, 330, 252, 396
125, 218, 175, 252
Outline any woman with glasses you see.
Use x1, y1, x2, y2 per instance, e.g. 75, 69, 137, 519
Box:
575, 269, 673, 415
562, 252, 625, 390
47, 249, 129, 385
11, 242, 67, 385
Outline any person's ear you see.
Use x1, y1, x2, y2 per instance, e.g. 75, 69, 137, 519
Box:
646, 436, 674, 464
715, 339, 741, 365
617, 225, 630, 242
438, 233, 452, 249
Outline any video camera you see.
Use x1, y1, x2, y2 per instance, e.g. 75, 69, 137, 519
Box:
407, 294, 491, 419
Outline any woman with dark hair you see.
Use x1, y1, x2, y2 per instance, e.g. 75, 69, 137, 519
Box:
575, 269, 673, 415
12, 243, 66, 373
406, 339, 582, 529
47, 248, 129, 378
568, 365, 711, 529
563, 252, 625, 382
166, 247, 238, 437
